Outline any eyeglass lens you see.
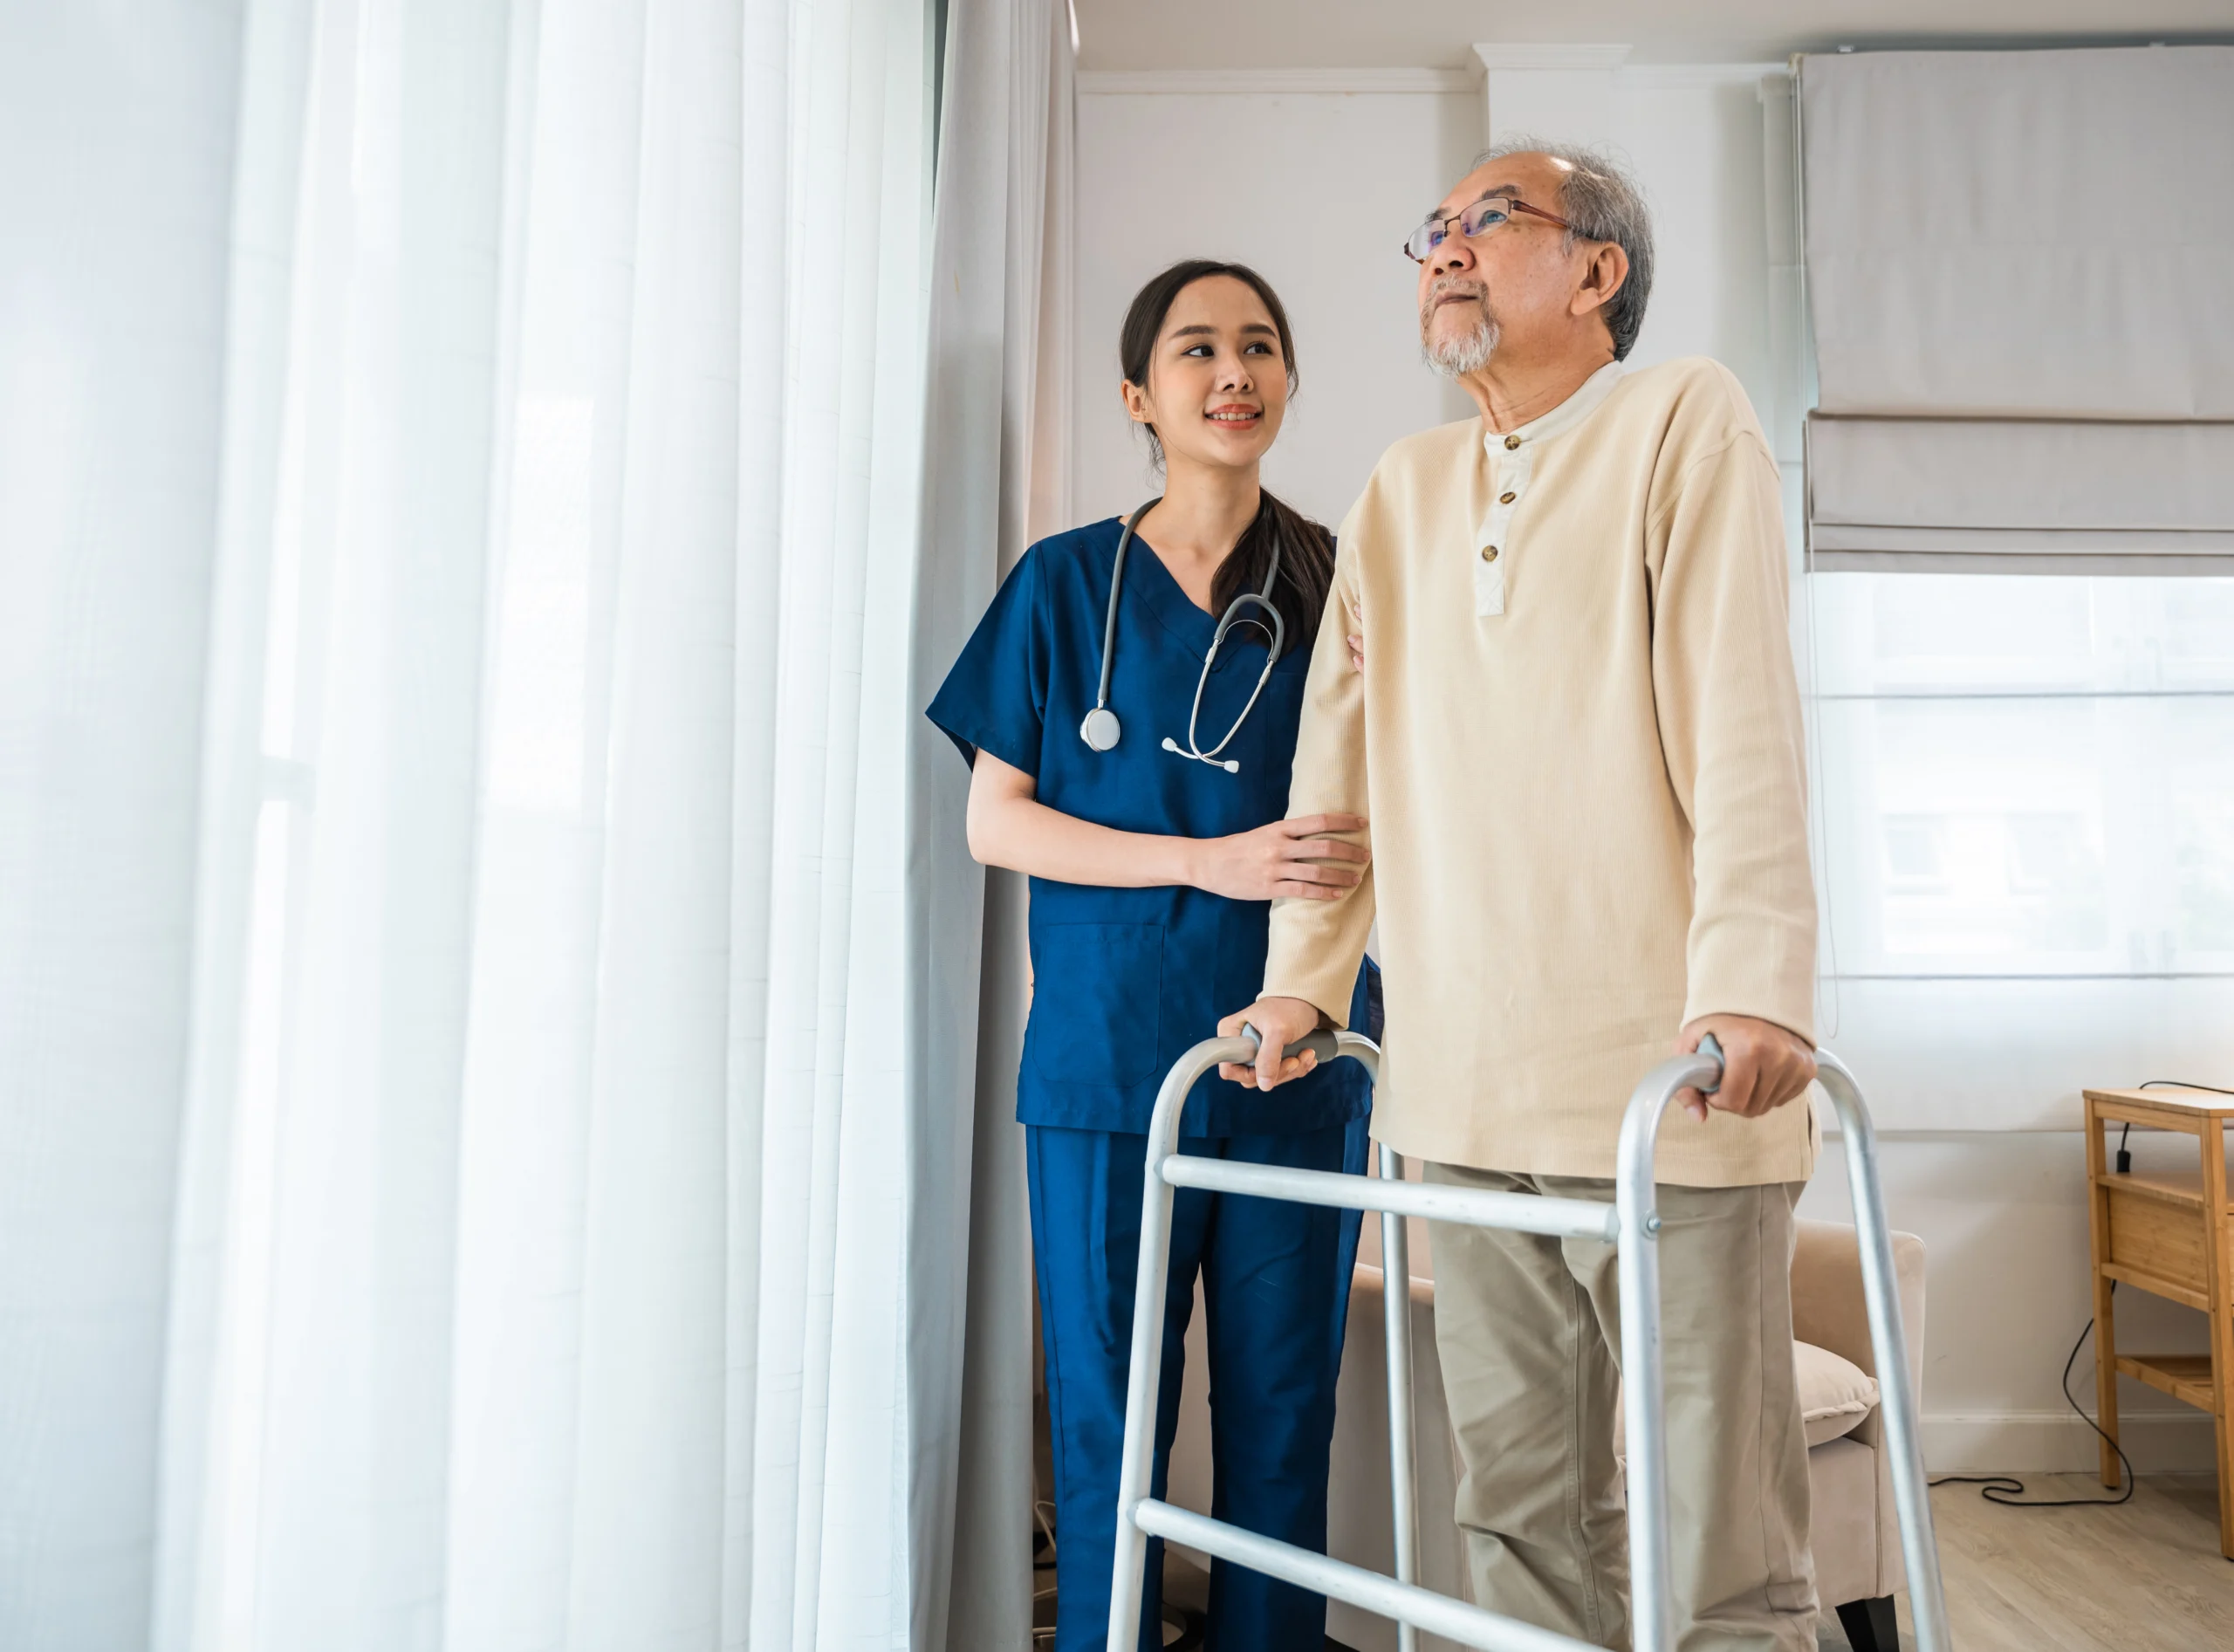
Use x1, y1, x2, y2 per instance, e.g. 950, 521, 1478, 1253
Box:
1406, 198, 1515, 262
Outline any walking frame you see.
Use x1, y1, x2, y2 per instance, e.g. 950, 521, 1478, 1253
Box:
1107, 1029, 1952, 1652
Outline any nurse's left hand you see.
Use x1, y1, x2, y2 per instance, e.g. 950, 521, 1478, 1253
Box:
1189, 814, 1368, 902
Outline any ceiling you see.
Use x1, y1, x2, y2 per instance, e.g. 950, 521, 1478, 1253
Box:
1072, 1, 2234, 71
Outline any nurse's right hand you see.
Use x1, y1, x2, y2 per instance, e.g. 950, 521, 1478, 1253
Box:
1189, 813, 1367, 902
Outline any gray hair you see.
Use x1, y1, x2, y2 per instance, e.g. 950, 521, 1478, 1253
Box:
1472, 138, 1654, 360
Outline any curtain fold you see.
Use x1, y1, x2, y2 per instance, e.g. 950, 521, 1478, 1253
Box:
1, 8, 247, 1641
0, 1, 1015, 1648
1799, 46, 2234, 572
907, 3, 1072, 1649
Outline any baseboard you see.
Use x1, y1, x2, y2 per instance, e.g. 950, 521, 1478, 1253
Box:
1924, 1409, 2217, 1475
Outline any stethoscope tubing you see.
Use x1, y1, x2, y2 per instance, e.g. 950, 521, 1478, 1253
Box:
1172, 592, 1284, 768
1086, 496, 1285, 773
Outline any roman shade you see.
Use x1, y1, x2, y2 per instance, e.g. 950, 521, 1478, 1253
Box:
1799, 46, 2234, 572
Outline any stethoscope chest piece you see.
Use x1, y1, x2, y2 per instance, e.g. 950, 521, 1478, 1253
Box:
1080, 497, 1286, 775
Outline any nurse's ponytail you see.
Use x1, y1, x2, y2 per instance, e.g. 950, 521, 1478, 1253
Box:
1118, 260, 1338, 655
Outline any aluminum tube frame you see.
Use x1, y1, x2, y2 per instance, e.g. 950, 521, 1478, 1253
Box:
1107, 1032, 1384, 1652
1158, 1155, 1619, 1242
1107, 1033, 1950, 1652
1379, 1141, 1421, 1652
1612, 1049, 1723, 1652
1818, 1051, 1952, 1652
1134, 1500, 1595, 1652
1612, 1045, 1953, 1652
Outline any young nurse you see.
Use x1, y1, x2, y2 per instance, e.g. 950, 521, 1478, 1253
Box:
928, 262, 1375, 1650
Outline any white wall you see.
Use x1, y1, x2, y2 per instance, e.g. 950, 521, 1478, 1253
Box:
1072, 73, 1479, 532
1070, 55, 2213, 1472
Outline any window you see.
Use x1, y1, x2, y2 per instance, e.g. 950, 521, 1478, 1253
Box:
1809, 574, 2234, 980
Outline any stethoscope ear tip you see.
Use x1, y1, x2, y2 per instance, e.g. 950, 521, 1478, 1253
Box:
1156, 734, 1242, 774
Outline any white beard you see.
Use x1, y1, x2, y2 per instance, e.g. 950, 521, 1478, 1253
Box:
1421, 280, 1498, 377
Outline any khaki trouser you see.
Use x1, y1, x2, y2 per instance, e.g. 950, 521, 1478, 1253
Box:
1424, 1168, 1816, 1652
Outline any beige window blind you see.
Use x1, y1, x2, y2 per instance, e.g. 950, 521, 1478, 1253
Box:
1799, 46, 2234, 573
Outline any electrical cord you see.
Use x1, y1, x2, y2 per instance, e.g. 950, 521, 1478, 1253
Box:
1956, 1077, 2234, 1510
1936, 1080, 2234, 1509
1929, 1283, 2135, 1507
2114, 1080, 2232, 1175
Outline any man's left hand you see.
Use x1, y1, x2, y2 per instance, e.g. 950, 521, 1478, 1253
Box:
1673, 1014, 1816, 1125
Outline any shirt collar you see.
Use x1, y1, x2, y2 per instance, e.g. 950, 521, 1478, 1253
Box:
1481, 359, 1625, 456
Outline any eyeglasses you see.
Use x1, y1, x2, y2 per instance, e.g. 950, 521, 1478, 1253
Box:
1402, 195, 1573, 263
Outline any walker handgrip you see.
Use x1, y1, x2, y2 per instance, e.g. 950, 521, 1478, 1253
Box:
1695, 1032, 1724, 1094
1239, 1023, 1340, 1067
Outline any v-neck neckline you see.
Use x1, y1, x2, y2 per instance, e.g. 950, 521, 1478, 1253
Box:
1123, 523, 1223, 649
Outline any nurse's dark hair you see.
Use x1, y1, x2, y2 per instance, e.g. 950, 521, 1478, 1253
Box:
1119, 260, 1336, 654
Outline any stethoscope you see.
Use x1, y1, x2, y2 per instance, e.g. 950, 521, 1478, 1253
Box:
1078, 498, 1285, 775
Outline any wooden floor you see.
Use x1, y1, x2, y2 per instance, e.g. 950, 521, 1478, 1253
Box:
1163, 1472, 2232, 1650
1818, 1473, 2234, 1651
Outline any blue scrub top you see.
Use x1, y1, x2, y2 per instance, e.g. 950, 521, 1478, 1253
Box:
928, 516, 1372, 1136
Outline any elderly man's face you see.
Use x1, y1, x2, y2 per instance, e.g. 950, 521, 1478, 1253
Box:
1416, 152, 1588, 375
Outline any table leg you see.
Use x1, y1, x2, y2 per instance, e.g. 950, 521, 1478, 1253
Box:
2203, 1119, 2234, 1560
2085, 1101, 2121, 1489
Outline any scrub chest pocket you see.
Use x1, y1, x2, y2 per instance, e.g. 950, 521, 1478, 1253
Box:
1029, 922, 1165, 1088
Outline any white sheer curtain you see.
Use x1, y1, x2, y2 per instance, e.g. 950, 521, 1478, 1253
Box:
0, 2, 1005, 1648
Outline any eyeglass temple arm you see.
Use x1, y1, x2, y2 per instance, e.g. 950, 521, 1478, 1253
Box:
1506, 198, 1573, 231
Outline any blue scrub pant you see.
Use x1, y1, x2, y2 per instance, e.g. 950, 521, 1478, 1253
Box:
1027, 1118, 1368, 1652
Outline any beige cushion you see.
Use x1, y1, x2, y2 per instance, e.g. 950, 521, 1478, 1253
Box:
1797, 1339, 1879, 1447
1611, 1339, 1881, 1457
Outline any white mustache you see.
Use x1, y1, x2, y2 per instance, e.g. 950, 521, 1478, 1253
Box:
1421, 276, 1490, 325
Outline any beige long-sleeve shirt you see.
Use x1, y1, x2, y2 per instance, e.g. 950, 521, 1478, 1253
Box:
1264, 357, 1818, 1187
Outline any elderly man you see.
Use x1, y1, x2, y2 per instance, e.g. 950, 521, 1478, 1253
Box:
1220, 141, 1822, 1651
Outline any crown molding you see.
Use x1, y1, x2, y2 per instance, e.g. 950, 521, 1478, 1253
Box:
1621, 61, 1790, 88
1471, 44, 1634, 72
1076, 67, 1479, 97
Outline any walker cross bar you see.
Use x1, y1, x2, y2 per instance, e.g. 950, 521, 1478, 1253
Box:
1107, 1028, 1952, 1652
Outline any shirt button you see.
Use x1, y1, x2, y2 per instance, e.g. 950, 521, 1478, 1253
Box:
1481, 545, 1499, 563
1504, 434, 1521, 450
1499, 490, 1516, 504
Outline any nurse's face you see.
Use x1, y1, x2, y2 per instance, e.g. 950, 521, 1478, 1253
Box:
1120, 275, 1289, 477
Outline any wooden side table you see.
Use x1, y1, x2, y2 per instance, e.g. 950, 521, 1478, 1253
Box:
2082, 1086, 2234, 1559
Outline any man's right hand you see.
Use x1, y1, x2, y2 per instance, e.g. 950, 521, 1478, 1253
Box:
1216, 996, 1326, 1091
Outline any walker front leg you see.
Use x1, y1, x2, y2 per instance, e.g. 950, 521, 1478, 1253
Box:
1613, 1041, 1722, 1652
1106, 1035, 1277, 1652
1815, 1052, 1951, 1652
1379, 1144, 1420, 1652
1106, 1117, 1186, 1652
